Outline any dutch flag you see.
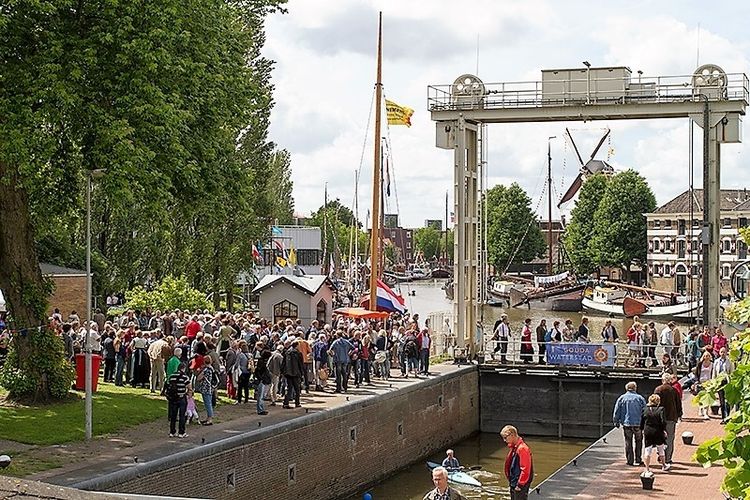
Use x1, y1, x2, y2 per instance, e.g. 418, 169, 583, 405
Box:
375, 279, 406, 314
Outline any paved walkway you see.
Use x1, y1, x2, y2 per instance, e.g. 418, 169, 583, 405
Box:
539, 391, 728, 499
17, 362, 464, 488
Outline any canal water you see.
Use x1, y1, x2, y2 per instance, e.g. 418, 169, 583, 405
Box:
349, 280, 688, 499
349, 432, 591, 500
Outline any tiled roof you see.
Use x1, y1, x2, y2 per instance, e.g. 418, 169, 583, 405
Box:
40, 263, 86, 276
653, 189, 750, 214
252, 274, 331, 295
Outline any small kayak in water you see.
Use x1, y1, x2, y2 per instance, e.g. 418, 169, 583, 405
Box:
426, 461, 482, 487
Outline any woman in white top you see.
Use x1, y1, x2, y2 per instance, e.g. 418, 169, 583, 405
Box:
694, 352, 714, 419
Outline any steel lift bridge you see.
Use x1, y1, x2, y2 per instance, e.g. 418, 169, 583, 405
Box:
429, 64, 748, 355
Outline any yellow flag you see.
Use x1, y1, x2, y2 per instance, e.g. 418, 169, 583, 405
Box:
276, 256, 287, 268
386, 99, 414, 127
288, 245, 297, 267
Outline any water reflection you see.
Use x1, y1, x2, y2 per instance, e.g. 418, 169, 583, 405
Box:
352, 433, 590, 500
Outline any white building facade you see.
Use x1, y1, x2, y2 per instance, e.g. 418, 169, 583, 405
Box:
645, 189, 750, 295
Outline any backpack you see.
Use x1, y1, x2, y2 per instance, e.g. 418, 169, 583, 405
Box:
405, 340, 417, 358
165, 376, 180, 402
210, 368, 220, 389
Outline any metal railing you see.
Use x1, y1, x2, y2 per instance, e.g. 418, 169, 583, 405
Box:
428, 72, 749, 111
482, 337, 690, 370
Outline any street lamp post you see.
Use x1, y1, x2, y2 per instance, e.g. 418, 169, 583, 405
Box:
582, 61, 591, 104
85, 168, 106, 440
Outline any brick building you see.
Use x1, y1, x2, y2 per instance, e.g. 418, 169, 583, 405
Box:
42, 263, 87, 319
645, 189, 750, 294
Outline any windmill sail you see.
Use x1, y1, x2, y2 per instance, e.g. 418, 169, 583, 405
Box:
558, 128, 613, 207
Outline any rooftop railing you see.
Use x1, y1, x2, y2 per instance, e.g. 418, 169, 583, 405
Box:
428, 72, 750, 112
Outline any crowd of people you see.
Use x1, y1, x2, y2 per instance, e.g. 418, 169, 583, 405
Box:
33, 306, 436, 437
489, 312, 732, 370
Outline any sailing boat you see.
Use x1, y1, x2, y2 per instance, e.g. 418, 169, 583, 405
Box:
337, 13, 406, 317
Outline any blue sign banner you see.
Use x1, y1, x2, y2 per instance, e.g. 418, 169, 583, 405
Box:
546, 343, 616, 367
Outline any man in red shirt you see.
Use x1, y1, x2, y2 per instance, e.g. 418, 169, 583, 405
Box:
502, 425, 534, 500
185, 315, 201, 342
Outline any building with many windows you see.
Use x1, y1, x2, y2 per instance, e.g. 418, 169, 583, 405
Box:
645, 189, 750, 294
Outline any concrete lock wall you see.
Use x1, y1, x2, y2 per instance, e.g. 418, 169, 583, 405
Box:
479, 368, 662, 439
83, 366, 479, 500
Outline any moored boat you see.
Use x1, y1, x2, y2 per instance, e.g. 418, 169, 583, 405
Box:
430, 267, 452, 279
582, 284, 700, 321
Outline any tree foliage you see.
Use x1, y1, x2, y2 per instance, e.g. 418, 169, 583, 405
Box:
0, 328, 75, 402
308, 198, 358, 258
486, 183, 546, 272
563, 174, 609, 275
564, 171, 655, 277
414, 227, 442, 260
590, 170, 656, 271
695, 229, 750, 499
0, 0, 289, 399
124, 276, 211, 312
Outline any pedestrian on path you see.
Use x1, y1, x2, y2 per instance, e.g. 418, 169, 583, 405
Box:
282, 340, 304, 409
713, 346, 734, 423
502, 425, 534, 500
654, 373, 682, 469
165, 363, 190, 438
613, 381, 647, 466
640, 393, 667, 473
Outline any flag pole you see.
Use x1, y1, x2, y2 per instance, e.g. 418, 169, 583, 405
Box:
368, 12, 383, 312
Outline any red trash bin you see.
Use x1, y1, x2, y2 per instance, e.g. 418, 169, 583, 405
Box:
74, 353, 102, 392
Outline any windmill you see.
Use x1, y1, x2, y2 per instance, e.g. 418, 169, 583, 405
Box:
558, 128, 614, 207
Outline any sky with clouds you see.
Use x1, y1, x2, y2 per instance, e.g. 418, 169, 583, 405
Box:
263, 0, 750, 228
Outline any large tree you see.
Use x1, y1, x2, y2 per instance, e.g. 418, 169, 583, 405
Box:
563, 174, 610, 275
414, 227, 442, 260
486, 183, 546, 272
0, 0, 288, 399
308, 198, 358, 258
589, 170, 656, 277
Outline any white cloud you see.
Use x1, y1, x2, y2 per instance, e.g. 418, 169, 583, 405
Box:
265, 2, 750, 227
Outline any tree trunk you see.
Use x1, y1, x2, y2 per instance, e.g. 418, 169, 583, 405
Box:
0, 160, 48, 327
0, 160, 53, 401
225, 286, 234, 313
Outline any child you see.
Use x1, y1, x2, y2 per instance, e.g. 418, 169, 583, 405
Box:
185, 387, 199, 424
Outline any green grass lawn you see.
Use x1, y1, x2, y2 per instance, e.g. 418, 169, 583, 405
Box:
0, 450, 66, 478
0, 383, 166, 445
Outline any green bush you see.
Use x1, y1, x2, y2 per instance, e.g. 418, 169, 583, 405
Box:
125, 276, 211, 312
0, 327, 75, 402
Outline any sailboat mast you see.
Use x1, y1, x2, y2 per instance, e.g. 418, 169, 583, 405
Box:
322, 183, 328, 274
354, 170, 359, 292
368, 12, 383, 310
547, 136, 555, 275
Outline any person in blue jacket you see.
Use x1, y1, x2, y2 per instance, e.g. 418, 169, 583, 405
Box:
613, 381, 647, 466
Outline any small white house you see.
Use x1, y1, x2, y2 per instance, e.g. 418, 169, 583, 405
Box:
252, 274, 334, 326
